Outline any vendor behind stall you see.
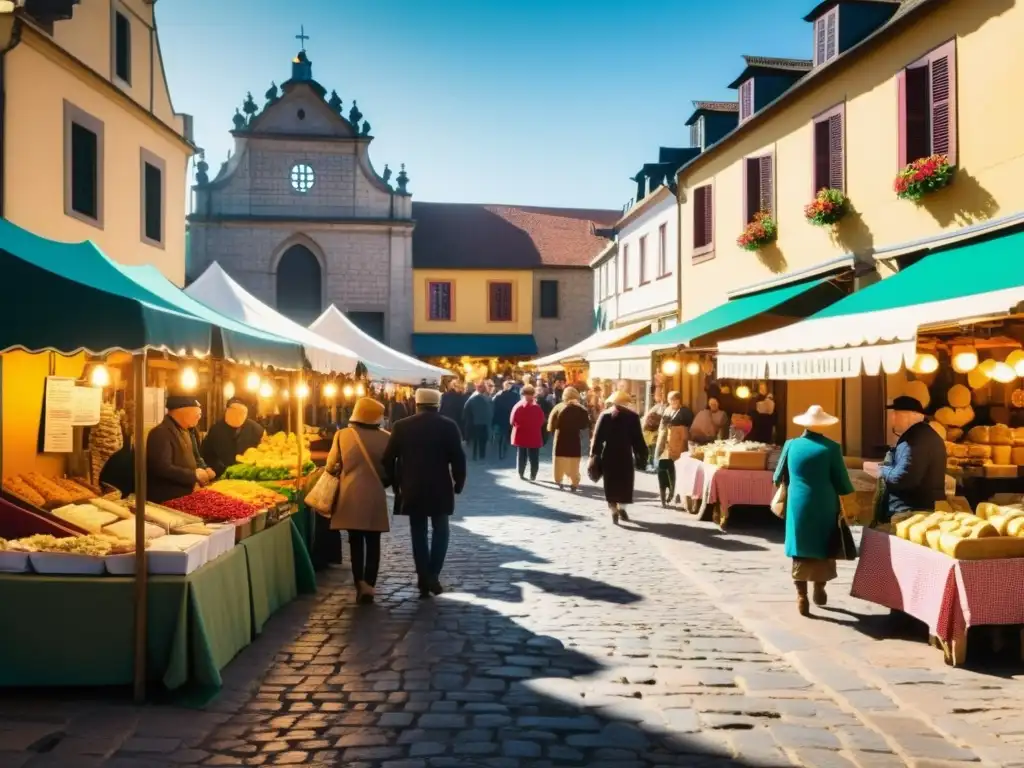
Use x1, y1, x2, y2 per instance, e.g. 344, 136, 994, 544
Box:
201, 398, 266, 476
147, 395, 214, 503
690, 397, 728, 444
877, 395, 947, 524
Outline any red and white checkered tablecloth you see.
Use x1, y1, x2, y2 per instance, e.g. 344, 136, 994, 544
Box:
953, 558, 1024, 634
704, 465, 776, 515
851, 527, 958, 640
674, 454, 706, 500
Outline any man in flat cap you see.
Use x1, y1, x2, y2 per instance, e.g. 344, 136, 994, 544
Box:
383, 387, 467, 598
201, 398, 266, 477
147, 394, 214, 503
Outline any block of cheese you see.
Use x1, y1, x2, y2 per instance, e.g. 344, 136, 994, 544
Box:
967, 444, 992, 460
1007, 517, 1024, 537
990, 424, 1013, 446
967, 426, 991, 444
1013, 427, 1024, 446
103, 518, 164, 541
894, 513, 928, 539
984, 464, 1018, 479
987, 511, 1024, 535
992, 445, 1013, 465
925, 528, 944, 549
909, 512, 948, 545
948, 497, 973, 514
938, 533, 1024, 559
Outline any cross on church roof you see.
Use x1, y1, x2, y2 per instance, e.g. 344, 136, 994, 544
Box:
295, 25, 309, 50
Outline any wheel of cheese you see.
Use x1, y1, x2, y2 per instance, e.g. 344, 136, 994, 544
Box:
934, 407, 957, 427
992, 445, 1013, 464
947, 384, 971, 409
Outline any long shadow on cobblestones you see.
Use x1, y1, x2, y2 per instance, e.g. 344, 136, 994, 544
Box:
626, 519, 770, 554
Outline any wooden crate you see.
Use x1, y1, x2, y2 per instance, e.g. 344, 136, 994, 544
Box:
719, 451, 768, 471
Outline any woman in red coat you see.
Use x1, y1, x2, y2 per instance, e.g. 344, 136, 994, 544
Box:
510, 385, 546, 481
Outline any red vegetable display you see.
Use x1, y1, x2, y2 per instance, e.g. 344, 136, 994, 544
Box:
163, 490, 259, 522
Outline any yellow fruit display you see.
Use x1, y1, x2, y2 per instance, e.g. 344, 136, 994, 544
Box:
209, 479, 287, 508
233, 432, 312, 470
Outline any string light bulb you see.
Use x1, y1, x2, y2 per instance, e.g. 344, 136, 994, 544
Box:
910, 353, 939, 375
992, 362, 1017, 384
223, 381, 236, 400
296, 382, 310, 399
661, 359, 680, 376
355, 382, 366, 396
323, 382, 338, 398
1006, 350, 1024, 377
259, 379, 274, 398
180, 366, 199, 391
343, 384, 354, 399
281, 389, 290, 400
951, 346, 979, 374
685, 361, 701, 375
89, 365, 110, 388
245, 372, 261, 391
735, 385, 751, 399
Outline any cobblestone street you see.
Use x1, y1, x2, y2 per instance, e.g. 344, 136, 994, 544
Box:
2, 454, 1024, 767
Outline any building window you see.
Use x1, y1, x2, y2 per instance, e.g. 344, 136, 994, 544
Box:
622, 245, 631, 290
690, 117, 704, 150
489, 282, 514, 322
813, 104, 845, 193
539, 280, 558, 318
658, 223, 670, 276
290, 163, 315, 193
140, 149, 165, 246
899, 39, 957, 167
744, 155, 774, 223
63, 101, 103, 227
693, 184, 714, 258
427, 281, 452, 321
114, 11, 131, 84
739, 80, 754, 122
813, 8, 838, 67
639, 236, 649, 284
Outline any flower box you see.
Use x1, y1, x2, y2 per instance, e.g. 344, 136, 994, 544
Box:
895, 154, 954, 202
804, 188, 848, 226
737, 212, 778, 252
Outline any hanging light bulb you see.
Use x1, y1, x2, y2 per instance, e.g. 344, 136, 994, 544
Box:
951, 346, 979, 374
281, 389, 290, 400
343, 384, 355, 399
979, 358, 998, 378
661, 359, 680, 376
735, 385, 751, 399
258, 379, 274, 398
246, 371, 261, 391
992, 362, 1017, 384
1006, 350, 1024, 377
296, 382, 310, 399
223, 381, 236, 400
910, 353, 939, 375
323, 382, 338, 398
685, 361, 701, 375
355, 382, 366, 396
180, 366, 199, 391
89, 364, 110, 388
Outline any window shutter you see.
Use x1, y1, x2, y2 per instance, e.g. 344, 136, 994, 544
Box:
740, 80, 753, 121
929, 43, 956, 164
813, 120, 831, 192
703, 187, 713, 248
744, 158, 760, 222
828, 112, 844, 190
758, 155, 774, 215
693, 188, 705, 248
896, 70, 908, 167
825, 9, 838, 61
814, 17, 826, 66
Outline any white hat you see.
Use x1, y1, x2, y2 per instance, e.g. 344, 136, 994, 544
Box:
792, 405, 838, 428
415, 388, 441, 406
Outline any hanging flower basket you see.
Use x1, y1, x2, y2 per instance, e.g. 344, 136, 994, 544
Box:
894, 154, 954, 202
804, 188, 848, 227
737, 212, 778, 252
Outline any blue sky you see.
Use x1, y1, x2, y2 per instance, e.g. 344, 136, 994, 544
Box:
158, 0, 815, 212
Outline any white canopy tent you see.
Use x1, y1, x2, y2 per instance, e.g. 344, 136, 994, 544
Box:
186, 263, 359, 375
522, 321, 653, 371
310, 305, 447, 385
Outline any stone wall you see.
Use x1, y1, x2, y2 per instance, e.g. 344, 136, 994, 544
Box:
532, 268, 594, 356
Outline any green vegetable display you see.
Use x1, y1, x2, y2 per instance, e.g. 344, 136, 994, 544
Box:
222, 462, 314, 482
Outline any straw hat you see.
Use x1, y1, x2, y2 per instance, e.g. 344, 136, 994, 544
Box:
415, 388, 441, 406
607, 390, 632, 408
792, 405, 838, 428
350, 397, 385, 425
562, 386, 580, 402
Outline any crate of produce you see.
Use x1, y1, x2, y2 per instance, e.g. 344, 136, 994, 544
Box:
719, 450, 768, 471
251, 510, 268, 534
30, 552, 106, 575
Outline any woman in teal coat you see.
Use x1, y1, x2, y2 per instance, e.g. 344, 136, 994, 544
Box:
774, 405, 854, 616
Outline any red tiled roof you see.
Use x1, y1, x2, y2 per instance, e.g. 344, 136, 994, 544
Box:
411, 202, 619, 270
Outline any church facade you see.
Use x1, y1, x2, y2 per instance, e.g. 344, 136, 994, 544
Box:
187, 48, 413, 349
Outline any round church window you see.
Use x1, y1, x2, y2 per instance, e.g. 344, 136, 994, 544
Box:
290, 164, 315, 193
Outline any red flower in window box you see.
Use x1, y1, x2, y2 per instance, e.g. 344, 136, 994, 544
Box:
736, 212, 778, 252
894, 154, 954, 202
804, 188, 848, 227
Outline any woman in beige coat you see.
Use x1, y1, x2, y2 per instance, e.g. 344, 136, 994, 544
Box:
326, 397, 391, 604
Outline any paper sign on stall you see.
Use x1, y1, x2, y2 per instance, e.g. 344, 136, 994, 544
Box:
71, 385, 102, 426
42, 377, 75, 453
143, 387, 165, 430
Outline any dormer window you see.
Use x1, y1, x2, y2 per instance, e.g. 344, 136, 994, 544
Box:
814, 7, 839, 66
738, 80, 754, 122
690, 117, 704, 150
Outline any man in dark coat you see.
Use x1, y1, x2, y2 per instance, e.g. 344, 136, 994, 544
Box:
383, 388, 467, 598
201, 398, 265, 477
879, 395, 947, 522
439, 382, 468, 437
463, 381, 495, 461
147, 395, 213, 503
492, 381, 519, 460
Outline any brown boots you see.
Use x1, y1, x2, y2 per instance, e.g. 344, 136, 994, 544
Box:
795, 580, 828, 615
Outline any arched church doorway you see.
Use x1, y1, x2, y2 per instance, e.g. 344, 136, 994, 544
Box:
276, 244, 322, 326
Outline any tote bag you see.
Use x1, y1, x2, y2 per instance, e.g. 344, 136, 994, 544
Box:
304, 471, 339, 518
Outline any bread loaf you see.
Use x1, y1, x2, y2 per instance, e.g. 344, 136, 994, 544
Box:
967, 426, 991, 444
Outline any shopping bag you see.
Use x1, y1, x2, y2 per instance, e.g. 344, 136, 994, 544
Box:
304, 470, 339, 518
828, 514, 858, 560
770, 483, 787, 519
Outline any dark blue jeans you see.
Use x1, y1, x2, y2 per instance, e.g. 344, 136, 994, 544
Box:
409, 514, 450, 578
517, 446, 540, 478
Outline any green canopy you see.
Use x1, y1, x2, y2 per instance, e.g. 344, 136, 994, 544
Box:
632, 277, 834, 349
119, 265, 303, 370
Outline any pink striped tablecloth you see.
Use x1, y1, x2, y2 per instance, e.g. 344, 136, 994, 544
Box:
703, 464, 776, 516
852, 527, 1024, 652
674, 454, 706, 500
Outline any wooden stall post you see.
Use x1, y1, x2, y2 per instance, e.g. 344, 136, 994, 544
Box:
0, 355, 4, 476
296, 371, 305, 477
132, 351, 149, 703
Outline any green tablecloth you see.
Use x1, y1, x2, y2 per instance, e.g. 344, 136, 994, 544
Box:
240, 518, 316, 634
0, 519, 316, 691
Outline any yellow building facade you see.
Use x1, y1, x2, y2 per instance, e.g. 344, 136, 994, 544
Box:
2, 0, 193, 285
413, 269, 534, 337
677, 0, 1020, 319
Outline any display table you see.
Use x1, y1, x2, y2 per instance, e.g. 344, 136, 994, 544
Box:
674, 454, 706, 514
672, 455, 775, 526
851, 527, 1024, 666
0, 519, 314, 690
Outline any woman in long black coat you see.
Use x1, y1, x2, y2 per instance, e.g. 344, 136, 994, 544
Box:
590, 390, 648, 525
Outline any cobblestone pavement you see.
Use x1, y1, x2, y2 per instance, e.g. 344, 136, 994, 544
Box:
1, 453, 1023, 767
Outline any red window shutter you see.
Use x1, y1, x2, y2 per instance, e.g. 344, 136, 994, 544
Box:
703, 187, 713, 248
744, 158, 760, 222
759, 155, 774, 216
814, 17, 826, 66
828, 111, 844, 190
896, 70, 908, 167
929, 41, 957, 164
813, 119, 831, 192
825, 8, 838, 61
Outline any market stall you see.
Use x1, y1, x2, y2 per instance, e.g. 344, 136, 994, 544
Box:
0, 220, 318, 698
